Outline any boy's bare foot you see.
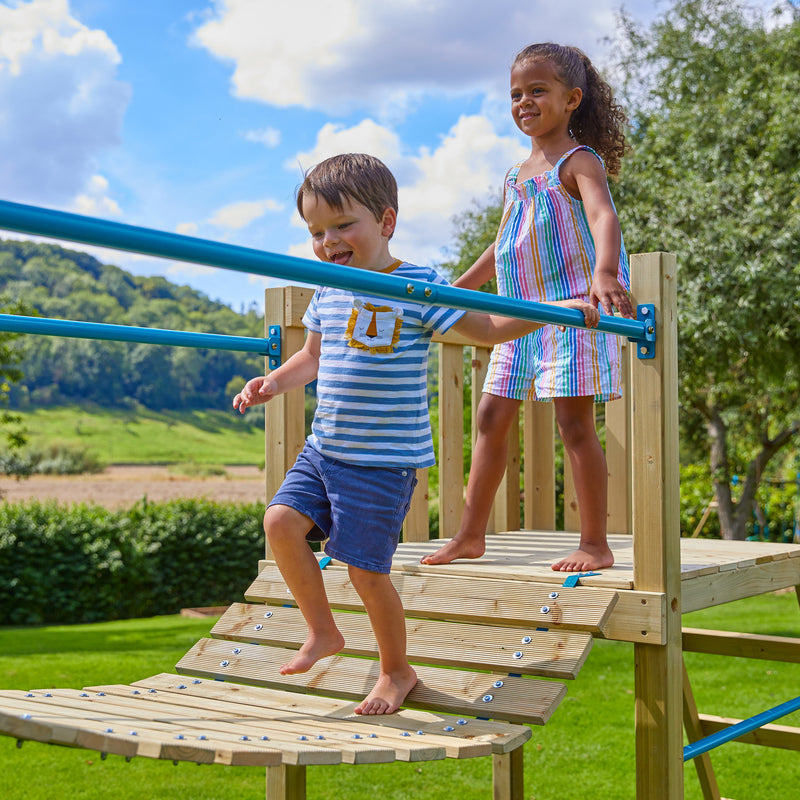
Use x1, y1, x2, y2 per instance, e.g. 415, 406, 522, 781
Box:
420, 535, 485, 565
551, 543, 614, 572
354, 668, 418, 715
279, 630, 345, 675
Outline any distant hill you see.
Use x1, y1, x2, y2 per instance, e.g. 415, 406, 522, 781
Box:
0, 238, 265, 412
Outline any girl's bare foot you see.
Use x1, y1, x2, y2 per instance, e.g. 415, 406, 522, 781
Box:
279, 630, 345, 675
551, 543, 614, 572
420, 535, 485, 565
355, 667, 418, 715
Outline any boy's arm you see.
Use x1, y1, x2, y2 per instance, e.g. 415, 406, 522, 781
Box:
233, 331, 321, 413
453, 244, 496, 290
450, 299, 600, 345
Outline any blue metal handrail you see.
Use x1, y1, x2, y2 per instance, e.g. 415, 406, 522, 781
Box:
0, 313, 270, 354
0, 199, 654, 349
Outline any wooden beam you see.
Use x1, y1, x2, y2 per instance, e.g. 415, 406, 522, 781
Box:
439, 342, 465, 537
523, 401, 555, 531
682, 628, 800, 662
492, 747, 524, 800
630, 252, 683, 800
266, 763, 306, 800
682, 660, 721, 800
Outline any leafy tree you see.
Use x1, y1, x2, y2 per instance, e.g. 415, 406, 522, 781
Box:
612, 0, 800, 538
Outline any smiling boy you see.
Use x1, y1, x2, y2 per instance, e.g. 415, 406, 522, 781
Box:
233, 153, 599, 715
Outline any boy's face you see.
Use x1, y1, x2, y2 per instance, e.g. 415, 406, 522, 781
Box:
302, 194, 396, 271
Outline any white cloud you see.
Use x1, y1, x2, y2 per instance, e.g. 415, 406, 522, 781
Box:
286, 119, 402, 175
286, 113, 528, 267
72, 173, 121, 217
0, 0, 129, 206
207, 198, 284, 230
192, 0, 660, 114
243, 126, 281, 147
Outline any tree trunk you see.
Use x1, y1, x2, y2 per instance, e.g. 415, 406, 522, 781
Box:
708, 406, 799, 541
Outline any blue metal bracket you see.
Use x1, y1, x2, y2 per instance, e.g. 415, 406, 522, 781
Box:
631, 304, 656, 360
267, 325, 281, 370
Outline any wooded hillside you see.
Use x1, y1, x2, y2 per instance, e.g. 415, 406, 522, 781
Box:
0, 239, 265, 411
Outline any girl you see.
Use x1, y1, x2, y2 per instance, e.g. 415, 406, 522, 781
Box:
423, 42, 634, 572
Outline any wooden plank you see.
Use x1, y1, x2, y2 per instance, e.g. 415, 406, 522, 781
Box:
176, 638, 566, 725
493, 747, 524, 800
698, 714, 800, 752
493, 408, 520, 533
135, 673, 530, 756
402, 468, 430, 542
630, 252, 683, 800
523, 401, 555, 531
682, 558, 800, 613
212, 603, 594, 679
682, 661, 722, 800
439, 342, 465, 537
682, 628, 800, 662
247, 565, 619, 635
471, 345, 496, 533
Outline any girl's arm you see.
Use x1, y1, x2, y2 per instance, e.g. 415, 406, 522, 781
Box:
565, 152, 634, 318
450, 299, 599, 345
233, 331, 321, 413
453, 243, 496, 290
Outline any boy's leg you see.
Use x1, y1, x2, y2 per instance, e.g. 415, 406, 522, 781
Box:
422, 393, 521, 564
551, 396, 615, 572
264, 503, 344, 673
347, 564, 417, 715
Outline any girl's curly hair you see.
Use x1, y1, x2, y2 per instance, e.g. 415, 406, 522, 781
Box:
513, 43, 628, 177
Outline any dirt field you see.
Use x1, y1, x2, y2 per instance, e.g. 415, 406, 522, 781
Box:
0, 465, 267, 508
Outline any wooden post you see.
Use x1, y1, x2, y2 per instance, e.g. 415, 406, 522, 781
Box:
471, 346, 495, 532
606, 342, 633, 534
403, 469, 430, 542
492, 748, 524, 800
438, 342, 465, 537
523, 401, 556, 530
264, 286, 312, 559
493, 409, 521, 532
266, 763, 306, 800
630, 252, 682, 799
682, 660, 722, 800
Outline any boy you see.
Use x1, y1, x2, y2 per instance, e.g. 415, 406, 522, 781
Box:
233, 153, 598, 715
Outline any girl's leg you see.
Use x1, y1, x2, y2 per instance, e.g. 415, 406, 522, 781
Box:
421, 393, 521, 564
348, 565, 417, 715
264, 504, 345, 673
551, 396, 615, 572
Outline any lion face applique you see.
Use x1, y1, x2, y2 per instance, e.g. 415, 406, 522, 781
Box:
346, 299, 403, 354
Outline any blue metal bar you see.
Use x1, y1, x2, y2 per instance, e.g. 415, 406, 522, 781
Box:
0, 313, 270, 354
683, 695, 800, 761
0, 199, 652, 343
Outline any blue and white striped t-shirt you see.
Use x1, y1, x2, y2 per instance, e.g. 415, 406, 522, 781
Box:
302, 262, 465, 468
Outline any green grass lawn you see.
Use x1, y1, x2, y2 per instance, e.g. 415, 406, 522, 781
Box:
0, 592, 798, 800
11, 404, 266, 465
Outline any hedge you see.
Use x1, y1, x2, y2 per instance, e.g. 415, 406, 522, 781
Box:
0, 498, 265, 625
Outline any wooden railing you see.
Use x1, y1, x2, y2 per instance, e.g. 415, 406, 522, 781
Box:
263, 275, 636, 546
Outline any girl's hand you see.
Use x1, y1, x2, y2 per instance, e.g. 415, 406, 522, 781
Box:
556, 299, 601, 329
590, 273, 634, 318
233, 376, 278, 413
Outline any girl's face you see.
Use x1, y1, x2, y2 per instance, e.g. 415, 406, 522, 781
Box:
510, 58, 582, 140
302, 194, 396, 271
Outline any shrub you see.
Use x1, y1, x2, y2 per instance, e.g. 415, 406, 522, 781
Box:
0, 498, 265, 625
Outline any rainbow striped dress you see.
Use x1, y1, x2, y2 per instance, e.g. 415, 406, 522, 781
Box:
484, 145, 630, 402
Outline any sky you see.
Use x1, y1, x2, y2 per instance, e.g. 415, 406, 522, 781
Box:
0, 0, 785, 314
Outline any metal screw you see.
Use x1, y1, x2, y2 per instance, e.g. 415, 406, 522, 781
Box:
513, 651, 523, 660
264, 611, 273, 618
457, 719, 467, 726
443, 726, 454, 732
406, 284, 414, 294
424, 287, 432, 297
541, 605, 550, 614
493, 680, 504, 688
255, 624, 263, 631
175, 735, 185, 740
522, 636, 532, 644
233, 648, 242, 655
177, 685, 187, 690
220, 660, 229, 667
198, 735, 208, 740
549, 591, 559, 599
260, 735, 270, 741
482, 694, 494, 703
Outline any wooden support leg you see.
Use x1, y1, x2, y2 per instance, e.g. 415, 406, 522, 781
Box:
266, 764, 307, 800
492, 748, 524, 800
682, 659, 721, 800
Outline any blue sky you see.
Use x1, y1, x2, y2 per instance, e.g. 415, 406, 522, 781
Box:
0, 0, 783, 313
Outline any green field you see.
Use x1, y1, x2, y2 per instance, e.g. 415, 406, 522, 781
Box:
0, 592, 797, 799
10, 404, 266, 465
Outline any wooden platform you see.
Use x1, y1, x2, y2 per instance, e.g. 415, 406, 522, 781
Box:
390, 531, 800, 616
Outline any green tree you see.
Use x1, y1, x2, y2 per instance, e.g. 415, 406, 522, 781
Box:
0, 295, 35, 457
612, 0, 800, 538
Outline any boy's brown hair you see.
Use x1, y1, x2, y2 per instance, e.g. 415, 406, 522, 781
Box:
296, 153, 398, 222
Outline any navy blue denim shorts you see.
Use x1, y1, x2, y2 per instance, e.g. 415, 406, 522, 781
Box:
269, 442, 417, 574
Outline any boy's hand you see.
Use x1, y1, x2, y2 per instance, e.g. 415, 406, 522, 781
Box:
556, 299, 601, 329
590, 273, 634, 318
233, 376, 277, 413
